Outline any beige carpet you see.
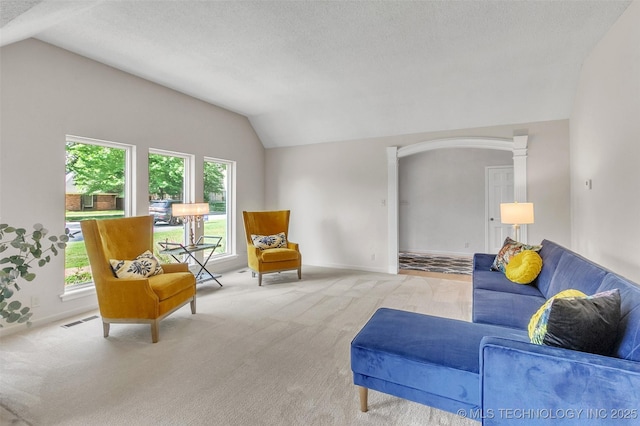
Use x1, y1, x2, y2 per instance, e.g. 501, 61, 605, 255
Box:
0, 266, 478, 426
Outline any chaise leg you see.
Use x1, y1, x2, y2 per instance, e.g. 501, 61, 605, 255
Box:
190, 296, 196, 314
359, 386, 368, 412
103, 321, 110, 338
151, 320, 159, 343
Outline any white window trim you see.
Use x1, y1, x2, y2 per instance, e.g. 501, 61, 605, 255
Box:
204, 157, 236, 258
63, 135, 135, 297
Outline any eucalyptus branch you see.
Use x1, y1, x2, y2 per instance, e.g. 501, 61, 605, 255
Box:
0, 223, 70, 327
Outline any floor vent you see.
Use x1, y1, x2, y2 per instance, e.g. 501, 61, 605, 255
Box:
238, 270, 247, 273
62, 315, 99, 328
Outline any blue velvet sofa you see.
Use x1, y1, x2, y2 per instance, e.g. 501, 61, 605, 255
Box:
351, 240, 640, 424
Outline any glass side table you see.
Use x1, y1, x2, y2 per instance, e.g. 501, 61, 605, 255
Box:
158, 236, 223, 286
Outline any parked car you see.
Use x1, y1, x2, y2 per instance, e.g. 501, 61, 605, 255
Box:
149, 200, 183, 225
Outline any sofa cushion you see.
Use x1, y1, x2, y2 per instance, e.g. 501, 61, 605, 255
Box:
474, 268, 545, 298
505, 250, 543, 284
545, 251, 608, 298
148, 272, 196, 301
260, 248, 299, 263
473, 288, 546, 329
531, 289, 621, 355
351, 308, 527, 408
491, 237, 542, 273
535, 239, 566, 295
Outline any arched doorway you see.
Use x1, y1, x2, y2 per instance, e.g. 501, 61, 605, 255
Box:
386, 136, 529, 273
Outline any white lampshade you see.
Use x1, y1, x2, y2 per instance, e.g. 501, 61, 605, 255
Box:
500, 202, 534, 225
172, 202, 210, 217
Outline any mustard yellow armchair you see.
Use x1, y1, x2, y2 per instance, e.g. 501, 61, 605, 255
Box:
242, 210, 302, 286
80, 216, 196, 343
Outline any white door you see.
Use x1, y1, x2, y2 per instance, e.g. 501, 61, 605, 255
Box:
486, 166, 514, 253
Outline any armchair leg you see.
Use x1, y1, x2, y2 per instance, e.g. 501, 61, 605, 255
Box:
151, 320, 159, 343
258, 273, 262, 286
190, 296, 196, 314
298, 267, 302, 280
103, 321, 110, 338
358, 386, 368, 412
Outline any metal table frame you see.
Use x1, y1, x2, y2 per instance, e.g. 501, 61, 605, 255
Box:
158, 236, 223, 286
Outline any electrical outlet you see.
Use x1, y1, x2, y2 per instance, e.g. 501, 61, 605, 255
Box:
464, 242, 469, 248
371, 254, 376, 261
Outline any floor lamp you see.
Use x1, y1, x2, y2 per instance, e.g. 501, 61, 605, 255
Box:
500, 202, 534, 242
172, 202, 210, 248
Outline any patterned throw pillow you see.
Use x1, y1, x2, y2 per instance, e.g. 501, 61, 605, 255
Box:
251, 232, 287, 250
528, 289, 586, 341
110, 250, 164, 279
529, 289, 621, 355
505, 250, 543, 284
491, 237, 542, 273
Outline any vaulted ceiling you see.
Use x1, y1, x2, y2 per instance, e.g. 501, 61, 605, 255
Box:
0, 0, 632, 148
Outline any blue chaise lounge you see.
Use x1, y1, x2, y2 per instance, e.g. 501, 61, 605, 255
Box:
351, 240, 640, 424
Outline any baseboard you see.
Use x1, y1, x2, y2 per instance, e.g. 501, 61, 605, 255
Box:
0, 305, 99, 338
399, 248, 473, 258
303, 262, 389, 274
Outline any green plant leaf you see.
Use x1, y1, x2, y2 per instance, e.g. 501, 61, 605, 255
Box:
23, 273, 36, 282
20, 306, 30, 315
7, 300, 21, 310
6, 312, 20, 323
38, 259, 46, 267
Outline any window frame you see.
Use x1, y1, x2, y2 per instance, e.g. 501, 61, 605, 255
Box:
203, 156, 236, 259
62, 135, 135, 298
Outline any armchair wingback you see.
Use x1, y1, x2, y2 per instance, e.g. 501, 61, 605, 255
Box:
80, 215, 196, 343
242, 210, 302, 286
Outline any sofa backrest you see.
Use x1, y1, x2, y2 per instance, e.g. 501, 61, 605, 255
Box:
545, 251, 608, 298
538, 240, 640, 361
597, 273, 640, 362
535, 240, 566, 295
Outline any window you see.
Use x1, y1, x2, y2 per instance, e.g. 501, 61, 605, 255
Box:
202, 158, 234, 259
64, 136, 133, 288
148, 150, 188, 260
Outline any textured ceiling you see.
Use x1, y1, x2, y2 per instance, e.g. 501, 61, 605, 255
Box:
0, 0, 632, 148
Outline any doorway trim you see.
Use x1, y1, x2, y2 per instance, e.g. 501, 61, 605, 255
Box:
387, 136, 528, 274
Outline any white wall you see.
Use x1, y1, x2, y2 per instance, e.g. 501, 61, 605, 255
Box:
0, 39, 264, 333
265, 119, 571, 272
570, 0, 640, 283
399, 148, 512, 255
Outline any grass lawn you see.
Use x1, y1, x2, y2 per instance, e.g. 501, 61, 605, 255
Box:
65, 219, 227, 285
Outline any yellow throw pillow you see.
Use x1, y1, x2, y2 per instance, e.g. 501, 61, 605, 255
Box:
528, 289, 587, 341
505, 250, 543, 284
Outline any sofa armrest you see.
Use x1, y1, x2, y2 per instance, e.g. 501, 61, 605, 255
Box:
95, 276, 159, 319
480, 336, 640, 425
160, 262, 190, 273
